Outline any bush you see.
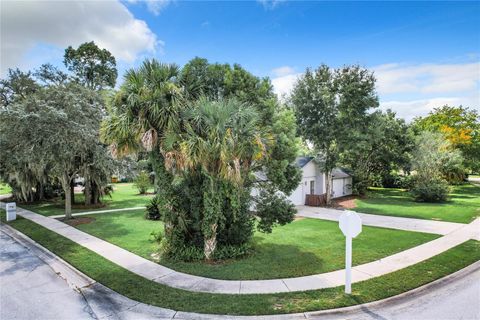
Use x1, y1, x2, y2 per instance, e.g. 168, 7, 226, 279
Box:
133, 170, 152, 194
145, 196, 161, 220
149, 230, 163, 242
255, 186, 296, 233
411, 177, 449, 202
382, 172, 415, 190
160, 242, 251, 262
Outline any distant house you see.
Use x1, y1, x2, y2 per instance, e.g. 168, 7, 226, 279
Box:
287, 157, 353, 206
251, 157, 353, 208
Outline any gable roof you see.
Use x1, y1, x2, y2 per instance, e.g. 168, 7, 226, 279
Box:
332, 168, 351, 178
295, 156, 314, 168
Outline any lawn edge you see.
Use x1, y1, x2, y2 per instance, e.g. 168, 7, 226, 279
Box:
2, 220, 479, 318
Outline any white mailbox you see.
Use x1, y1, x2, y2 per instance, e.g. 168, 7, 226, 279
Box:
338, 210, 362, 294
6, 202, 16, 221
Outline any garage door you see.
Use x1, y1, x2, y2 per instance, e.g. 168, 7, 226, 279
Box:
332, 178, 344, 198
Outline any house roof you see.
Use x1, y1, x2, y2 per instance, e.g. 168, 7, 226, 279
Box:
332, 168, 351, 179
295, 156, 314, 168
295, 157, 351, 178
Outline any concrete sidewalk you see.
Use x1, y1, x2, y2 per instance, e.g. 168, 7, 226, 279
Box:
296, 205, 466, 235
2, 202, 479, 295
49, 206, 146, 219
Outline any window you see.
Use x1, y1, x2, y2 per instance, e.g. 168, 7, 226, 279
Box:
310, 180, 315, 195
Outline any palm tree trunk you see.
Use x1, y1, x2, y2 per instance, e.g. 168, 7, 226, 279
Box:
204, 223, 218, 260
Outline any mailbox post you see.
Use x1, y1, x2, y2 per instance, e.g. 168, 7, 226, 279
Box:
339, 210, 362, 294
6, 202, 16, 222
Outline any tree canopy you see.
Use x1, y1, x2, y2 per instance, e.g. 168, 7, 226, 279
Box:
0, 41, 118, 215
0, 82, 109, 217
64, 41, 118, 90
413, 105, 480, 172
102, 58, 300, 260
291, 64, 379, 203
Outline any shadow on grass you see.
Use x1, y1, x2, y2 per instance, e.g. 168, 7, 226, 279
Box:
162, 239, 326, 280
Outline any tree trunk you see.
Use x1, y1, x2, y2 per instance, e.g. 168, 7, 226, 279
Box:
92, 182, 99, 204
84, 180, 91, 205
64, 181, 72, 219
204, 223, 218, 260
325, 170, 332, 206
38, 183, 44, 201
70, 179, 75, 205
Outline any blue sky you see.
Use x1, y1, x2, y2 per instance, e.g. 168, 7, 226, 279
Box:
1, 0, 479, 120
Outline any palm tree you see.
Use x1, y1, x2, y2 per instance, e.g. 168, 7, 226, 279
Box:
102, 61, 267, 260
101, 59, 182, 156
165, 98, 266, 259
102, 59, 187, 248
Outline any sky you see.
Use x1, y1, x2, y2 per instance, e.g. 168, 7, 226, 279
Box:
1, 0, 479, 121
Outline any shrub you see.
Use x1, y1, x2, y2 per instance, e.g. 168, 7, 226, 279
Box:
149, 230, 163, 242
103, 184, 114, 199
160, 242, 251, 262
255, 187, 296, 233
133, 170, 152, 194
145, 196, 161, 220
411, 177, 449, 202
382, 172, 415, 190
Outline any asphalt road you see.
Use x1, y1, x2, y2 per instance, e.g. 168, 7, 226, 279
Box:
0, 231, 96, 320
1, 228, 479, 320
310, 269, 480, 320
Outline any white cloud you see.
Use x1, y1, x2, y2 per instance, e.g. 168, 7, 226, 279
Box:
375, 61, 480, 120
1, 0, 159, 75
270, 66, 301, 98
270, 61, 480, 120
271, 73, 301, 98
145, 0, 172, 15
257, 0, 286, 10
126, 0, 172, 15
373, 62, 480, 95
271, 66, 295, 77
381, 94, 480, 122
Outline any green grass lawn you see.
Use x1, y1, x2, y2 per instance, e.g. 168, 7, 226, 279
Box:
354, 184, 480, 223
0, 183, 11, 195
3, 214, 479, 315
22, 183, 153, 216
75, 210, 439, 280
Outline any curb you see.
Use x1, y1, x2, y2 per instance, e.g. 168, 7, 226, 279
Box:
304, 259, 480, 318
0, 223, 96, 291
2, 221, 479, 319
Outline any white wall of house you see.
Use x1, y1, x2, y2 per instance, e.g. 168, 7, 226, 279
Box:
332, 177, 352, 198
288, 163, 352, 205
251, 160, 353, 208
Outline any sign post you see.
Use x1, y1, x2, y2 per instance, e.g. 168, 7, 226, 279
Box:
339, 210, 362, 294
6, 202, 16, 222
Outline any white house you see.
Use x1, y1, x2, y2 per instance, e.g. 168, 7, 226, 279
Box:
287, 157, 353, 206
